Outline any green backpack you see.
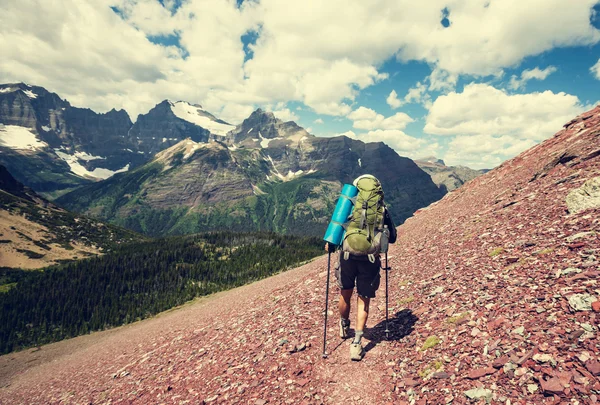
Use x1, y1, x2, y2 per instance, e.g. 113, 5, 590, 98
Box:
342, 175, 385, 259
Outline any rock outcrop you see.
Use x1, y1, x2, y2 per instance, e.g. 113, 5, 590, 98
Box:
567, 176, 600, 214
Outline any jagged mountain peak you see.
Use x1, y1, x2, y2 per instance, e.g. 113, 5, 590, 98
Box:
166, 99, 204, 110
0, 83, 61, 103
228, 108, 312, 146
152, 138, 229, 167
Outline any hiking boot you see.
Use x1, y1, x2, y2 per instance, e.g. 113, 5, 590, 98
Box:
350, 342, 364, 361
339, 318, 350, 339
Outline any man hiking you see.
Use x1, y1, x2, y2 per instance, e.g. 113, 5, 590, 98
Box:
325, 174, 397, 361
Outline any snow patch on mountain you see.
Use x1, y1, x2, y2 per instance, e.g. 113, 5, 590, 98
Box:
259, 132, 283, 148
0, 125, 47, 150
183, 144, 201, 160
41, 126, 51, 132
170, 101, 235, 136
22, 89, 38, 99
54, 150, 129, 179
74, 151, 105, 161
0, 87, 14, 94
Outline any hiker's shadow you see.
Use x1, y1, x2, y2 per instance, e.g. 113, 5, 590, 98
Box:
363, 309, 418, 353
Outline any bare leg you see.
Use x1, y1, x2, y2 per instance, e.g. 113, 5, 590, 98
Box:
339, 289, 353, 319
356, 295, 370, 333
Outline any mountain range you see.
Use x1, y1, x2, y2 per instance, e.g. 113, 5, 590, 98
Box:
1, 83, 448, 237
56, 110, 444, 236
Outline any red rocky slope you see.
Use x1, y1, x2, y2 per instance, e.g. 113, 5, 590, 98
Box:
1, 106, 600, 404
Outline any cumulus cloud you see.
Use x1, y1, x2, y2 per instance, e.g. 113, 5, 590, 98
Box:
386, 90, 403, 109
219, 103, 256, 124
114, 0, 182, 36
424, 83, 589, 168
428, 68, 458, 92
314, 118, 324, 124
424, 83, 586, 140
348, 107, 414, 130
269, 108, 299, 122
591, 59, 600, 80
361, 130, 424, 153
338, 130, 357, 138
387, 82, 430, 109
509, 66, 557, 90
1, 0, 599, 123
444, 134, 537, 169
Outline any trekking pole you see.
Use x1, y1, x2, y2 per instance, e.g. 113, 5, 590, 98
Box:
322, 251, 332, 358
381, 225, 390, 340
384, 251, 390, 340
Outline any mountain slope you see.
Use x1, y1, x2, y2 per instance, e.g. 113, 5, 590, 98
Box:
1, 106, 599, 403
58, 112, 444, 237
415, 156, 488, 192
0, 165, 142, 269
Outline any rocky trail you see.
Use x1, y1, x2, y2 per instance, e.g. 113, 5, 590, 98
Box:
1, 106, 600, 404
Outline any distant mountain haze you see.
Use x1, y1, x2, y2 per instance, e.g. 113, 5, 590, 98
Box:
415, 157, 488, 192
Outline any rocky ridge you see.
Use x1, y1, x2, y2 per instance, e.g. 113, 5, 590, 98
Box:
1, 108, 599, 403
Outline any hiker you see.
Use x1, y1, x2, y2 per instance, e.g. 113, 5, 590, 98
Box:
325, 174, 397, 361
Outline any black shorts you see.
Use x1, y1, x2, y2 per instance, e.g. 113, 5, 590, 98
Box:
335, 253, 381, 298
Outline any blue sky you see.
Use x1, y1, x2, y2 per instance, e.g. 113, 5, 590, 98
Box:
2, 0, 600, 168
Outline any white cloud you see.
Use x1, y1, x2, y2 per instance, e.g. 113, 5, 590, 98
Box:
314, 118, 324, 124
114, 0, 181, 36
428, 68, 458, 92
338, 130, 357, 138
425, 83, 586, 140
425, 83, 588, 168
1, 0, 599, 123
406, 81, 430, 105
269, 108, 298, 122
219, 103, 255, 124
362, 129, 423, 153
386, 90, 403, 109
591, 59, 600, 80
444, 134, 536, 169
388, 80, 433, 111
348, 107, 414, 130
509, 66, 557, 90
